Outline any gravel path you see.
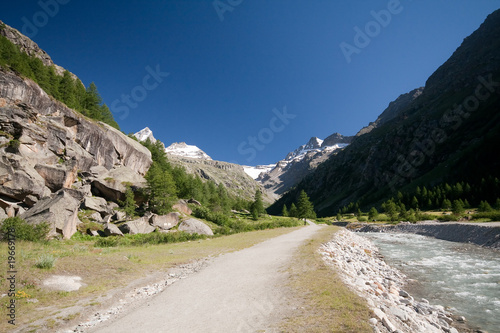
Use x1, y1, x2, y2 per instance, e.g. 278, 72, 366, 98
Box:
88, 223, 322, 333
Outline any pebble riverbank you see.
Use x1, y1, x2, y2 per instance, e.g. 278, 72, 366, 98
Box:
320, 229, 468, 333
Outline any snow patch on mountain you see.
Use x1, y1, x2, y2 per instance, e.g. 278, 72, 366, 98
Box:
165, 142, 212, 160
243, 164, 276, 179
133, 128, 212, 160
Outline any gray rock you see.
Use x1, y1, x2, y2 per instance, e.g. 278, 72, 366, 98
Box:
382, 316, 397, 332
172, 199, 192, 215
104, 223, 123, 237
21, 189, 82, 239
89, 212, 102, 222
119, 218, 155, 235
150, 213, 180, 230
113, 210, 127, 221
91, 166, 147, 203
87, 229, 100, 237
388, 306, 408, 322
0, 207, 7, 220
187, 198, 202, 206
34, 163, 77, 192
82, 196, 110, 215
178, 218, 213, 236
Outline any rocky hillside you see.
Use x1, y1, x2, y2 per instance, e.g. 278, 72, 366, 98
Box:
257, 134, 352, 198
133, 128, 269, 203
0, 20, 76, 79
269, 9, 500, 216
0, 68, 152, 238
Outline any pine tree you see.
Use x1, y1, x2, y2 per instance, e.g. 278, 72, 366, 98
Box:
145, 162, 177, 214
251, 190, 265, 220
120, 186, 136, 218
296, 190, 316, 219
382, 200, 398, 221
442, 199, 452, 210
452, 200, 464, 215
289, 203, 298, 218
282, 204, 289, 217
368, 207, 379, 221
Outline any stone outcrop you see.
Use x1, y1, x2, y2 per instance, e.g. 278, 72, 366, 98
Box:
21, 189, 84, 239
172, 200, 192, 215
104, 223, 124, 237
150, 213, 180, 231
0, 67, 152, 237
119, 217, 155, 235
178, 218, 214, 236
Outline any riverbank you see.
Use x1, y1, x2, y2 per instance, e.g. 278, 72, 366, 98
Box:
355, 221, 500, 248
320, 229, 467, 333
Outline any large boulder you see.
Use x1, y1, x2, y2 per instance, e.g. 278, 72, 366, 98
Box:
34, 163, 77, 192
178, 218, 213, 236
91, 166, 147, 203
82, 196, 112, 216
0, 207, 8, 220
150, 213, 180, 230
172, 199, 192, 215
104, 223, 123, 237
119, 217, 155, 235
0, 154, 52, 202
21, 189, 83, 239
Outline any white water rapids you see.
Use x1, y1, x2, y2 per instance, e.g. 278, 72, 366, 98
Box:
360, 232, 500, 333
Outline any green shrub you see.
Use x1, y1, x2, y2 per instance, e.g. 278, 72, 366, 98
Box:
35, 254, 56, 269
94, 237, 119, 247
0, 217, 50, 242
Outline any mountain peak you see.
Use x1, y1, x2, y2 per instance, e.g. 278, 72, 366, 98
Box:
134, 127, 156, 143
165, 142, 212, 160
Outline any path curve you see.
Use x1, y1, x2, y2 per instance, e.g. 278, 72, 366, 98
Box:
90, 223, 322, 333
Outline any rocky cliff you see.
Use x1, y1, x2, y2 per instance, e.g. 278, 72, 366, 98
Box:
0, 68, 152, 238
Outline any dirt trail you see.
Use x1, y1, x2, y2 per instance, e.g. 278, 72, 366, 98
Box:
90, 223, 322, 333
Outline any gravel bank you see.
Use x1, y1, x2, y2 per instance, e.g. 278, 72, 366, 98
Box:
320, 229, 465, 333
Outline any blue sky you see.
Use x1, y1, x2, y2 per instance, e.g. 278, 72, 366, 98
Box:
2, 1, 499, 165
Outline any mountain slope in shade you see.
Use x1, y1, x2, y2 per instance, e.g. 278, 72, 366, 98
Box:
268, 9, 500, 216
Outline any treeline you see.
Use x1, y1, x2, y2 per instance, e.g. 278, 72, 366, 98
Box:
338, 177, 500, 221
0, 33, 119, 129
139, 138, 252, 219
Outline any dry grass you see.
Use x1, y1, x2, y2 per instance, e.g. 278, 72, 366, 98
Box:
0, 227, 301, 332
278, 226, 373, 333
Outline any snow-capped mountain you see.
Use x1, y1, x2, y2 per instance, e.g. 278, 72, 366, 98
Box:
165, 142, 212, 160
134, 127, 156, 143
133, 128, 212, 160
243, 164, 276, 180
256, 133, 352, 196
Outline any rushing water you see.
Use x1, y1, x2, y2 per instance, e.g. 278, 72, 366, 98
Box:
360, 232, 500, 333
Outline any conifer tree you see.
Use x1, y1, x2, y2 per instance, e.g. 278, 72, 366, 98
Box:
296, 190, 316, 219
282, 204, 289, 217
289, 203, 298, 218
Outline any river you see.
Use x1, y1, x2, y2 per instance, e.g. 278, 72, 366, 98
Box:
360, 232, 500, 333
